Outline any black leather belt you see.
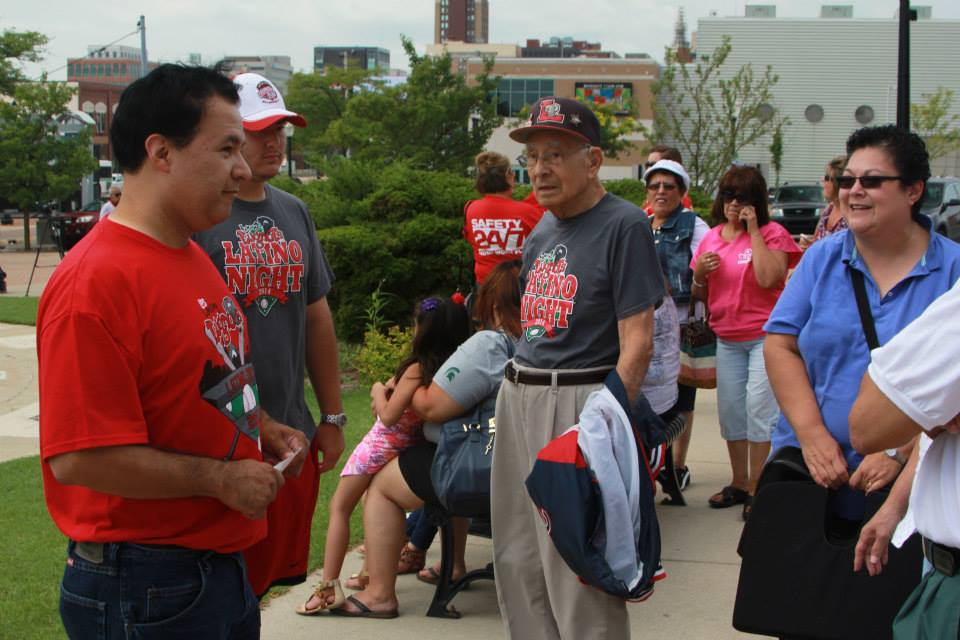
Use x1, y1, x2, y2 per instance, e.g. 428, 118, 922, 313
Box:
504, 361, 610, 386
922, 537, 960, 577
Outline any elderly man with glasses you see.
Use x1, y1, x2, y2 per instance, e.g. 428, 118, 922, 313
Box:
491, 97, 665, 640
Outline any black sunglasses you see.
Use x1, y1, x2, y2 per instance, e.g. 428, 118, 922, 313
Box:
720, 189, 751, 203
835, 175, 903, 189
647, 181, 678, 192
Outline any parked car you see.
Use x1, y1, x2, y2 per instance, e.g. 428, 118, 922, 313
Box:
770, 182, 826, 236
920, 177, 960, 241
53, 201, 101, 250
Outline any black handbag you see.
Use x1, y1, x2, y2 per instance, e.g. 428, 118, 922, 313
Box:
430, 333, 513, 517
733, 447, 922, 639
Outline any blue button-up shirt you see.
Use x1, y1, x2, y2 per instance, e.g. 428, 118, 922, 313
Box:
765, 218, 960, 517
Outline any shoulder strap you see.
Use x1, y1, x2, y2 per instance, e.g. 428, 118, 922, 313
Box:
850, 269, 880, 350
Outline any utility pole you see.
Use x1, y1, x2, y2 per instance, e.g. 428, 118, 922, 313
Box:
896, 0, 916, 131
138, 15, 148, 78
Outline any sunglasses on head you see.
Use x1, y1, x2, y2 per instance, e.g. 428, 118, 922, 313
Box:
720, 189, 750, 203
835, 175, 903, 189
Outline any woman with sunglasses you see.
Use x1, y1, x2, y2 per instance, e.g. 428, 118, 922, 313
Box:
644, 159, 710, 501
764, 125, 960, 533
800, 155, 849, 250
691, 165, 801, 518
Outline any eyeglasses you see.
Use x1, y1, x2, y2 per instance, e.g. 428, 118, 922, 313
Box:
835, 175, 904, 189
647, 181, 678, 192
720, 189, 750, 203
644, 161, 656, 169
521, 145, 591, 169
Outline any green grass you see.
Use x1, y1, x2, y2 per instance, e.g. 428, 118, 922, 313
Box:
0, 296, 38, 326
0, 386, 371, 637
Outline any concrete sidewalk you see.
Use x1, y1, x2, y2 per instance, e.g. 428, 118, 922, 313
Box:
261, 389, 753, 640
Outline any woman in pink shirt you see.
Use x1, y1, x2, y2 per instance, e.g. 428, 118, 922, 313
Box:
691, 166, 801, 518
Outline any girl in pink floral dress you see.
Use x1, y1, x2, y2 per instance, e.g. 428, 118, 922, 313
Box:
297, 296, 471, 615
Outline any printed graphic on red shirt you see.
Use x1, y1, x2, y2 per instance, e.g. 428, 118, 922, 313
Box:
521, 244, 579, 342
221, 216, 305, 317
470, 218, 526, 257
197, 295, 261, 458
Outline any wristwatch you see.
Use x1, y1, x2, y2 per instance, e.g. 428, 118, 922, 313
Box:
885, 448, 907, 466
320, 412, 348, 429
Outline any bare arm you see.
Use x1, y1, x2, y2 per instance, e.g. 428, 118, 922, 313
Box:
749, 235, 789, 289
47, 445, 283, 520
764, 333, 849, 488
850, 372, 924, 454
616, 306, 655, 406
305, 298, 345, 473
372, 363, 422, 426
854, 442, 919, 576
410, 383, 467, 424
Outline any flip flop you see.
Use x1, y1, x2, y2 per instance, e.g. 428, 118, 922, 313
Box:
708, 485, 749, 509
330, 595, 398, 619
416, 566, 442, 586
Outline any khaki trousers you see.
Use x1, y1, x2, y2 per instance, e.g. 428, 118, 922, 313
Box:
491, 363, 629, 640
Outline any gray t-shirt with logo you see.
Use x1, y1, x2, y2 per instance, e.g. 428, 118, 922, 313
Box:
517, 193, 664, 370
194, 184, 334, 440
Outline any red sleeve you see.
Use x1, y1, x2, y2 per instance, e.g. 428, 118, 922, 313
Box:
763, 222, 803, 268
519, 201, 544, 235
39, 312, 148, 460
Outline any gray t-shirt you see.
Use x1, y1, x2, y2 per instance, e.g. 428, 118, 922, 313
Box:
423, 330, 512, 442
194, 184, 334, 440
517, 193, 665, 369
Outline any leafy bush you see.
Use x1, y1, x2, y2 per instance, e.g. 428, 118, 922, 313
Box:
604, 179, 647, 207
355, 326, 413, 387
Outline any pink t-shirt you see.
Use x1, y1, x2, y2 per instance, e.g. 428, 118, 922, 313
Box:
690, 222, 801, 341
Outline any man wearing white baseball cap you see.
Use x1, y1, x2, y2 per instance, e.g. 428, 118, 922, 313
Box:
643, 159, 710, 504
194, 72, 345, 598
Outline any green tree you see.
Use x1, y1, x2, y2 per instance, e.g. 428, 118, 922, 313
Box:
323, 36, 501, 174
911, 87, 960, 162
285, 66, 375, 162
769, 126, 784, 188
0, 28, 96, 249
652, 36, 787, 193
0, 29, 46, 94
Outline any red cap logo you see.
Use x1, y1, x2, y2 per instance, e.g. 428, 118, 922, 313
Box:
537, 99, 565, 124
256, 81, 279, 104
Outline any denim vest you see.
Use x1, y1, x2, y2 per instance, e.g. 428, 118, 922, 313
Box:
651, 206, 697, 305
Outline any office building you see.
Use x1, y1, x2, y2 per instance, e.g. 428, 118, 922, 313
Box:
435, 0, 489, 44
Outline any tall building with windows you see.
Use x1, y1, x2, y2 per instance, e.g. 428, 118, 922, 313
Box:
313, 46, 390, 73
435, 0, 489, 44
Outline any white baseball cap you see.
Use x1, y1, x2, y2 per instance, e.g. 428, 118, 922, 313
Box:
234, 73, 307, 131
643, 159, 690, 192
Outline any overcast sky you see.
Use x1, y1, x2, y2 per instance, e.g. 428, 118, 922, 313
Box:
6, 0, 960, 81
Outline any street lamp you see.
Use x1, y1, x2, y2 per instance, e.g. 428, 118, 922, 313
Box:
284, 122, 294, 178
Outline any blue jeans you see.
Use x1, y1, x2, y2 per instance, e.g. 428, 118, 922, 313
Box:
716, 337, 779, 443
60, 540, 260, 640
406, 508, 437, 551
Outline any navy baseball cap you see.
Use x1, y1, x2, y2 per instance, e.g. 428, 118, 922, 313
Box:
509, 97, 602, 147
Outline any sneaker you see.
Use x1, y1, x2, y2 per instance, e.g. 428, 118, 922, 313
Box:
677, 466, 691, 491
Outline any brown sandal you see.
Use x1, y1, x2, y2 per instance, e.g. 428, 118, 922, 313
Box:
345, 569, 369, 591
397, 544, 426, 575
294, 579, 345, 616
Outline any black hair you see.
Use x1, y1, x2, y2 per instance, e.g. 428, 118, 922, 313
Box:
110, 63, 240, 174
845, 125, 930, 217
710, 165, 770, 227
394, 297, 471, 387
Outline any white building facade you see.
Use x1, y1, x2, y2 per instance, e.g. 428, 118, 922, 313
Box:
693, 12, 960, 184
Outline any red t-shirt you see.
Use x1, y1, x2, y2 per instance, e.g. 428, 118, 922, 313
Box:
38, 220, 267, 553
464, 195, 543, 283
690, 222, 801, 341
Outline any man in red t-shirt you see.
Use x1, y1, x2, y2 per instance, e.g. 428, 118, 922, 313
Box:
38, 65, 307, 638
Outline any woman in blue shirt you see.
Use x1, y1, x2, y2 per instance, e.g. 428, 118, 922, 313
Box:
764, 125, 960, 522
